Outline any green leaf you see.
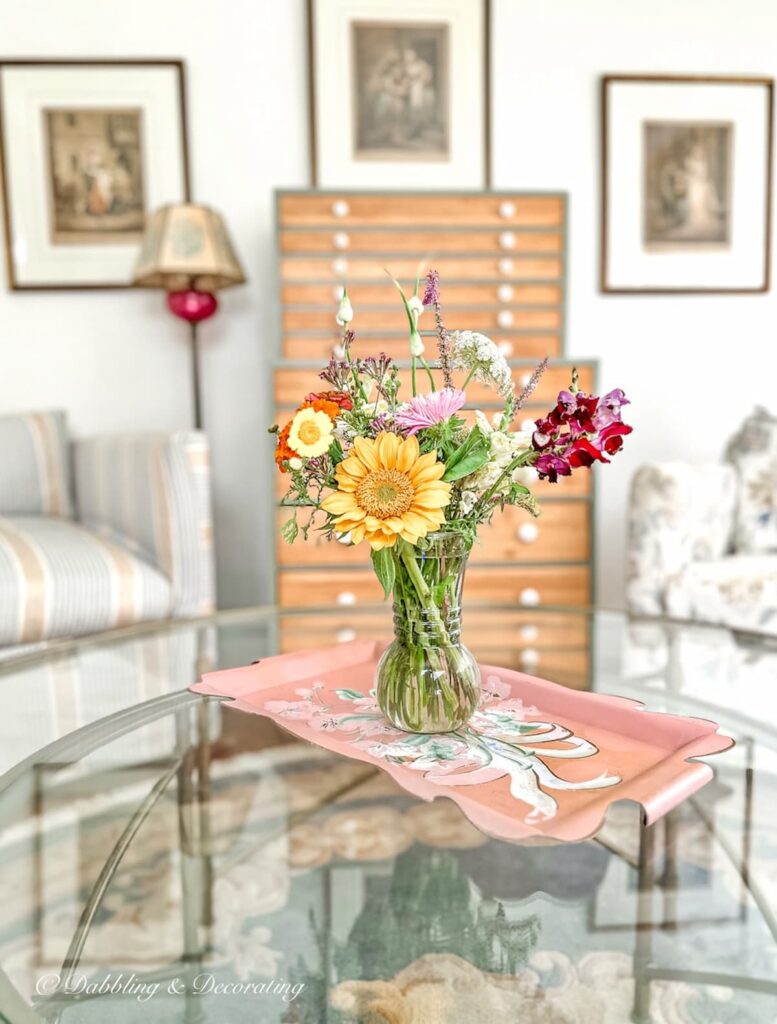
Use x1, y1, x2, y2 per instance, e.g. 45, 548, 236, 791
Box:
371, 547, 396, 599
280, 516, 298, 544
443, 443, 490, 481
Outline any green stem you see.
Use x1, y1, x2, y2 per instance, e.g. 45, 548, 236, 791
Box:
461, 366, 477, 390
419, 355, 436, 391
411, 356, 418, 397
474, 451, 536, 516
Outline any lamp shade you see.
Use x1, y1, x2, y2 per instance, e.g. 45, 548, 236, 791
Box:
133, 203, 246, 291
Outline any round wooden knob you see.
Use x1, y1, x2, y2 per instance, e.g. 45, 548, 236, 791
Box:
519, 371, 533, 387
520, 648, 540, 668
332, 200, 350, 218
497, 310, 514, 328
497, 284, 514, 302
332, 258, 348, 275
336, 531, 352, 545
498, 257, 514, 275
497, 340, 514, 357
332, 232, 350, 250
336, 627, 357, 643
519, 623, 539, 642
499, 200, 517, 218
332, 285, 345, 301
519, 587, 540, 607
516, 522, 539, 544
336, 591, 356, 606
499, 231, 516, 250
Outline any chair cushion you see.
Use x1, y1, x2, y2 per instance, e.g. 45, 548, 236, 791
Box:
0, 515, 172, 646
725, 406, 777, 554
665, 555, 777, 634
0, 411, 72, 517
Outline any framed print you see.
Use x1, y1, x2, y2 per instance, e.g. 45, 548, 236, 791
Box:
601, 75, 774, 293
0, 60, 190, 290
307, 0, 490, 188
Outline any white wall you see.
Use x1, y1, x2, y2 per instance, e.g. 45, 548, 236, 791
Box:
2, 0, 777, 609
0, 0, 308, 607
494, 0, 777, 606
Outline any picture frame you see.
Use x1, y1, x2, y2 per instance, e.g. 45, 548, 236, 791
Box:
307, 0, 490, 189
0, 59, 191, 291
601, 74, 774, 294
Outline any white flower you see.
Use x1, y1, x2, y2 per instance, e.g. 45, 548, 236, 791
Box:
459, 489, 479, 514
408, 295, 424, 318
450, 330, 514, 398
336, 294, 354, 325
457, 410, 533, 500
361, 399, 389, 416
409, 329, 425, 357
288, 457, 303, 471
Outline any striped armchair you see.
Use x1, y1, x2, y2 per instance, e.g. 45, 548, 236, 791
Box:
0, 411, 215, 650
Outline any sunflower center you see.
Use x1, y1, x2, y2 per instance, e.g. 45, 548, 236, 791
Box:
356, 468, 414, 518
298, 421, 322, 445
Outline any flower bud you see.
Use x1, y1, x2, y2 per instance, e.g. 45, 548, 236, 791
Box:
288, 457, 303, 470
408, 295, 424, 319
336, 293, 354, 325
409, 330, 425, 357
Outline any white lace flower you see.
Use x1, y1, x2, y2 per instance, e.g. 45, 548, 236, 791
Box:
450, 331, 514, 397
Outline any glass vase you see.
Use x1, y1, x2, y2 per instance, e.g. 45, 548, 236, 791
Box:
376, 531, 481, 733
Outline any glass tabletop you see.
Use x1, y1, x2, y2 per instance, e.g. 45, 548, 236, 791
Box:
0, 607, 775, 1023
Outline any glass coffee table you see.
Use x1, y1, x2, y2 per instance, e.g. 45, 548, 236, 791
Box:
0, 607, 775, 1023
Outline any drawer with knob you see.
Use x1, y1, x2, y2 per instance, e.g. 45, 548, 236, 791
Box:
474, 647, 590, 689
280, 229, 563, 256
281, 332, 563, 362
276, 501, 589, 568
274, 363, 593, 411
279, 608, 589, 649
278, 565, 590, 609
282, 306, 562, 334
281, 283, 563, 308
278, 194, 564, 228
472, 501, 590, 564
279, 255, 564, 283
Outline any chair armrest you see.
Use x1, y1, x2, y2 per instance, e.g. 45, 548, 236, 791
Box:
73, 431, 215, 616
626, 462, 737, 615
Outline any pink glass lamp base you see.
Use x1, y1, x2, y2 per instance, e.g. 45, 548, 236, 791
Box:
166, 289, 218, 323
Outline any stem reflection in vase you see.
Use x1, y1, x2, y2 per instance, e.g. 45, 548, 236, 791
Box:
376, 532, 480, 733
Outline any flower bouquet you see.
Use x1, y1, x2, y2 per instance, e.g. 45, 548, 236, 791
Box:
272, 270, 633, 734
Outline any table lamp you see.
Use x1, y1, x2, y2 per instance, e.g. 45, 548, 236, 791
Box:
133, 203, 246, 429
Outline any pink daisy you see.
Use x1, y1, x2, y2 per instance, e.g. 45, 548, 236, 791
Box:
394, 388, 466, 435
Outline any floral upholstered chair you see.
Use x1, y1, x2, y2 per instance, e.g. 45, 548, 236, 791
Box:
0, 411, 215, 653
627, 407, 777, 634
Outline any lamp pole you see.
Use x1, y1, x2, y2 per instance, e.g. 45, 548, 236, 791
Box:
190, 320, 203, 431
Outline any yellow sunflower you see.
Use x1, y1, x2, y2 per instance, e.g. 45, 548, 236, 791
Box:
288, 407, 334, 458
321, 432, 451, 550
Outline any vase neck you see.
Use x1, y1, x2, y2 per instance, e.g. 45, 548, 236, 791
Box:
392, 603, 462, 646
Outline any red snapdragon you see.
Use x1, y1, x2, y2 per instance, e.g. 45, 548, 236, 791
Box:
533, 387, 632, 482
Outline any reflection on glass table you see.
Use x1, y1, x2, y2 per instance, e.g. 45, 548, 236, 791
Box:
0, 607, 775, 1023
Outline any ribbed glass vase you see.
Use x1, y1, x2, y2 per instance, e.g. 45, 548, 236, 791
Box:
376, 531, 481, 733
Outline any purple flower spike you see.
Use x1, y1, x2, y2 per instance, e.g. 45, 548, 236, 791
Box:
422, 269, 440, 307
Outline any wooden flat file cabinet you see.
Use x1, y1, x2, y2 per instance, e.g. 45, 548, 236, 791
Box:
273, 190, 595, 688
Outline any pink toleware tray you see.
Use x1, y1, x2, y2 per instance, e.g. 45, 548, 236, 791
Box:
191, 640, 733, 844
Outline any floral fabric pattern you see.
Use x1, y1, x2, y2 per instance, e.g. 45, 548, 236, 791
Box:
627, 462, 737, 616
724, 406, 777, 555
